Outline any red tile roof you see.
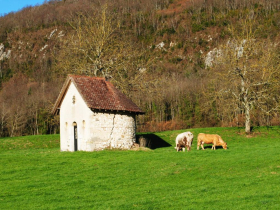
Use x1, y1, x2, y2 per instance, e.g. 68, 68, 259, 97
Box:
52, 75, 144, 115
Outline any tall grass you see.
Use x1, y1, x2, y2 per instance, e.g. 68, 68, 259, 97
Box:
1, 127, 280, 209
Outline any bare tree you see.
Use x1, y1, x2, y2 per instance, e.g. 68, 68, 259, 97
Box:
0, 99, 9, 136
1, 74, 29, 136
54, 4, 155, 96
213, 18, 280, 134
55, 4, 128, 78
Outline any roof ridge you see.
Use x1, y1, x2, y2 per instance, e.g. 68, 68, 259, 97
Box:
69, 74, 106, 80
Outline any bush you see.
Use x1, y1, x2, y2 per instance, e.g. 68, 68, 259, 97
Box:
192, 23, 205, 33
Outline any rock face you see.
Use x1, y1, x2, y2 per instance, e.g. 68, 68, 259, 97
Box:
0, 43, 11, 61
205, 48, 222, 68
205, 39, 247, 68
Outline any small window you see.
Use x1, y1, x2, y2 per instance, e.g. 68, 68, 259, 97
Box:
72, 95, 76, 104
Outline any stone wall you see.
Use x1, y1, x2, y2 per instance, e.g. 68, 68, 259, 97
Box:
86, 111, 136, 151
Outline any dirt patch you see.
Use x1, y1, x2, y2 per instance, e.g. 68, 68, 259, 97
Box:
130, 146, 152, 151
236, 131, 265, 138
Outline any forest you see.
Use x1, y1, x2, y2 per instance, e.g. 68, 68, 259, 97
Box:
1, 0, 280, 137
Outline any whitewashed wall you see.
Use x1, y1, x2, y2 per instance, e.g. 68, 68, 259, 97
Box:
60, 82, 136, 152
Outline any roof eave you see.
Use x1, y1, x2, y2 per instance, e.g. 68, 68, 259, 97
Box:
51, 76, 72, 115
90, 108, 145, 115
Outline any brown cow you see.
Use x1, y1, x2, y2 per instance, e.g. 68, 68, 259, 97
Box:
197, 133, 227, 150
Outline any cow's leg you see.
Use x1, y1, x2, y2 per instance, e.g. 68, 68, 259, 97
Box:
187, 145, 190, 151
197, 141, 201, 150
176, 144, 179, 152
212, 144, 216, 150
201, 142, 205, 150
182, 147, 185, 152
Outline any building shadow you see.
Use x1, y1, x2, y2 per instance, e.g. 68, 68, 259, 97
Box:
136, 134, 171, 150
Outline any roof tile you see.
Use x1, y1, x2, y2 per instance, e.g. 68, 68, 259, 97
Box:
52, 75, 144, 114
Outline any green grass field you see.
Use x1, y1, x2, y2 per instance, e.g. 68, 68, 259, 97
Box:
1, 127, 280, 209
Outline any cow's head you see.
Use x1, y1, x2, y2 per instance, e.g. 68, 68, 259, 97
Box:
222, 143, 227, 150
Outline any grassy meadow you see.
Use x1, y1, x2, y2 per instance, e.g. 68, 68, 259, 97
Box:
1, 127, 280, 209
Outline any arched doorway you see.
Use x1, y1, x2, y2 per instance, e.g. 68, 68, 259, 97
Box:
73, 122, 78, 151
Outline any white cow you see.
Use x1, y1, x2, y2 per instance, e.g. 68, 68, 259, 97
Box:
175, 131, 194, 152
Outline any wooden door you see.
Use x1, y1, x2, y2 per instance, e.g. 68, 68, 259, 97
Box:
74, 124, 78, 151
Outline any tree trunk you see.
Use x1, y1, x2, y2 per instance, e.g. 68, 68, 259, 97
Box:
244, 90, 251, 134
245, 103, 251, 134
241, 74, 251, 134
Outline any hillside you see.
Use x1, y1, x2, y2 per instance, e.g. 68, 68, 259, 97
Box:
1, 0, 280, 136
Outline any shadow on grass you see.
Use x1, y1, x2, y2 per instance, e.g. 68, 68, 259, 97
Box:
201, 145, 228, 150
136, 134, 171, 150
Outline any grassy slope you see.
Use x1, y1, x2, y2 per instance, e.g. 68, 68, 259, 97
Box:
1, 127, 280, 209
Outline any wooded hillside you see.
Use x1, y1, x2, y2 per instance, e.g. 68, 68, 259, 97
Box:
1, 0, 280, 136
